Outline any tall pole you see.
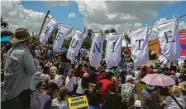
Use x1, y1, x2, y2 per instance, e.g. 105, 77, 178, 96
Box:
39, 10, 50, 37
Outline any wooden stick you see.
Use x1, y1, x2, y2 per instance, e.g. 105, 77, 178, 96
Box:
39, 10, 50, 37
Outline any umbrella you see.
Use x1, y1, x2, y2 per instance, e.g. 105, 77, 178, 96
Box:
141, 74, 175, 87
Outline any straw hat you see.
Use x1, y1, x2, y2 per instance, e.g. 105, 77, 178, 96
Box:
179, 81, 186, 91
10, 28, 32, 44
169, 85, 182, 96
125, 75, 134, 82
46, 62, 52, 67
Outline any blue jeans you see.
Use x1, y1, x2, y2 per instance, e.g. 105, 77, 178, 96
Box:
88, 105, 100, 109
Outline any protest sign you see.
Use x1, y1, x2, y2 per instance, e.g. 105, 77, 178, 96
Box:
67, 95, 88, 109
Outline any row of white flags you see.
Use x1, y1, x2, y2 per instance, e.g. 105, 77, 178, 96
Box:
40, 18, 182, 68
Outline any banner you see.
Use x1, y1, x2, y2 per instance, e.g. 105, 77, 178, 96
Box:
89, 33, 105, 68
40, 18, 56, 44
67, 96, 88, 109
154, 19, 182, 61
105, 33, 123, 67
130, 27, 150, 67
53, 24, 73, 52
179, 33, 186, 56
67, 30, 86, 60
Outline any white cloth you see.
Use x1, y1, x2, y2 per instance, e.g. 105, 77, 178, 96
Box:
89, 33, 105, 68
40, 18, 56, 44
41, 74, 51, 86
130, 27, 151, 67
35, 49, 41, 58
67, 30, 86, 61
154, 19, 182, 61
65, 76, 76, 92
53, 25, 73, 52
51, 98, 69, 109
50, 74, 64, 88
76, 78, 85, 94
164, 95, 186, 109
105, 33, 123, 67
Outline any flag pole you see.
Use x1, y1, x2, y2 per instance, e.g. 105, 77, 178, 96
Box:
39, 10, 50, 37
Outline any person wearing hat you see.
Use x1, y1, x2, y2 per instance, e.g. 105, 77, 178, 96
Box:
120, 75, 136, 108
179, 81, 186, 98
1, 28, 37, 109
141, 84, 162, 109
51, 86, 69, 109
164, 85, 186, 109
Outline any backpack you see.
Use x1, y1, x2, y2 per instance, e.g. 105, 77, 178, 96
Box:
121, 83, 135, 99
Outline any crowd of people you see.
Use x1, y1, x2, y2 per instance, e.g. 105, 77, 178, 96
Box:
1, 28, 186, 109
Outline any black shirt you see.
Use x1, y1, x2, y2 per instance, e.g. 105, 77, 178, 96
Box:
102, 92, 122, 109
88, 91, 103, 106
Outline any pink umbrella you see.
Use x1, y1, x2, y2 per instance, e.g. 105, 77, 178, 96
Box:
141, 74, 175, 86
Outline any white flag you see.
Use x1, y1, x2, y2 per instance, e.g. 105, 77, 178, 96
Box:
40, 18, 56, 44
130, 27, 151, 67
105, 33, 123, 67
89, 33, 105, 68
154, 19, 181, 61
53, 25, 73, 52
67, 30, 86, 61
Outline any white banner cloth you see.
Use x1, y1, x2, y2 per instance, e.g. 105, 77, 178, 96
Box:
154, 19, 181, 61
40, 18, 56, 44
53, 25, 73, 52
67, 30, 86, 61
89, 33, 105, 68
130, 28, 151, 67
105, 33, 123, 67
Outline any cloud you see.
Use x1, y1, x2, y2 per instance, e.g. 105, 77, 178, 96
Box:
1, 1, 52, 34
76, 1, 178, 31
68, 13, 76, 18
178, 21, 186, 30
45, 1, 69, 6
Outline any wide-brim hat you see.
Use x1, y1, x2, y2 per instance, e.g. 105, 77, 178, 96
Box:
179, 81, 186, 91
169, 85, 182, 96
10, 28, 32, 44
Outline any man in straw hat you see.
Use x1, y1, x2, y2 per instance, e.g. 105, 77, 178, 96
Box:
1, 28, 36, 109
164, 85, 186, 109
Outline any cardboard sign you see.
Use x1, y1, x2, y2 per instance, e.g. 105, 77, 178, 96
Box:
67, 95, 88, 109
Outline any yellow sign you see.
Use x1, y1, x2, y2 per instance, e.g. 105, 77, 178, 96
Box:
67, 95, 88, 109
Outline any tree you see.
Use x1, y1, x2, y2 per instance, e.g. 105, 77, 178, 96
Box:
104, 29, 109, 34
110, 28, 116, 33
1, 30, 13, 37
1, 18, 8, 29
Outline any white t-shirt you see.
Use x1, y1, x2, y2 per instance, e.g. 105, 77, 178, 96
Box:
50, 74, 64, 88
65, 76, 76, 92
41, 74, 51, 86
35, 49, 41, 58
76, 78, 85, 94
51, 98, 69, 109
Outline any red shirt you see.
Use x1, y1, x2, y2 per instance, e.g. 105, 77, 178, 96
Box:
99, 79, 113, 96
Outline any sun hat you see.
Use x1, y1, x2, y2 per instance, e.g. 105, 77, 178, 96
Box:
179, 81, 186, 91
10, 28, 32, 44
125, 75, 134, 82
169, 85, 182, 96
46, 62, 52, 67
146, 84, 155, 90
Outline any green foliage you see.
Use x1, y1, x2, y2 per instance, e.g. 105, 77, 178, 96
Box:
110, 28, 116, 33
104, 29, 109, 34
